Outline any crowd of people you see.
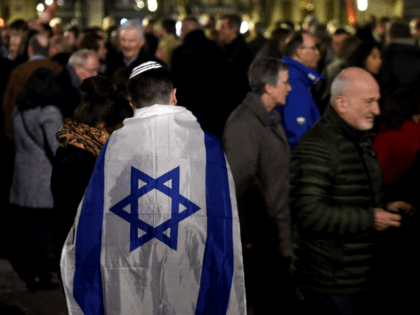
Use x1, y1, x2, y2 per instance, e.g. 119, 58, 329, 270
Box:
1, 12, 420, 315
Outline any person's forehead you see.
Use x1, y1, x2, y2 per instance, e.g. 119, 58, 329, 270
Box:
121, 29, 140, 39
302, 33, 315, 45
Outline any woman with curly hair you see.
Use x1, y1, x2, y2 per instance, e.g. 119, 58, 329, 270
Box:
346, 41, 383, 76
374, 87, 420, 184
51, 75, 133, 282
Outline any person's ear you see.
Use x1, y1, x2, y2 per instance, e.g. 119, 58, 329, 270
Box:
129, 101, 137, 112
170, 88, 177, 105
264, 83, 274, 96
333, 96, 348, 115
139, 37, 146, 48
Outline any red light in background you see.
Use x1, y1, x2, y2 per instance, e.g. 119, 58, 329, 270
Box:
0, 18, 5, 27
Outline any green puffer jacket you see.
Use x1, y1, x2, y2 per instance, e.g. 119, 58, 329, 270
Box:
290, 104, 383, 294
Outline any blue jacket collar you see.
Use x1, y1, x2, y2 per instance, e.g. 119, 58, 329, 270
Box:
282, 56, 323, 87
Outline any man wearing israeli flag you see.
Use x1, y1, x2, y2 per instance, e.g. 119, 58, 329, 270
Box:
60, 62, 246, 314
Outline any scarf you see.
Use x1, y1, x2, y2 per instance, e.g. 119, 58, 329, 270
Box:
56, 118, 110, 157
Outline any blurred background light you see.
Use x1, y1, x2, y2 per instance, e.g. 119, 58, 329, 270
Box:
37, 3, 45, 11
148, 0, 158, 12
240, 21, 249, 34
120, 18, 128, 25
176, 21, 182, 37
137, 0, 145, 9
45, 0, 53, 5
0, 18, 5, 28
357, 0, 368, 11
57, 0, 64, 5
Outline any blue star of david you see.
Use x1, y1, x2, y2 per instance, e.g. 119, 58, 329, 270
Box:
109, 166, 201, 252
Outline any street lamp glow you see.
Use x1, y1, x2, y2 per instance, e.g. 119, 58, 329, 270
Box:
37, 3, 45, 11
176, 21, 182, 37
357, 0, 368, 11
45, 0, 53, 5
148, 0, 157, 12
240, 21, 249, 34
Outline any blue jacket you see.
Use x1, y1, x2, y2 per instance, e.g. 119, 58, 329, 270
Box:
277, 57, 323, 150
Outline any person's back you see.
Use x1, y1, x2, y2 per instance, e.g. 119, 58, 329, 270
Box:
172, 18, 233, 139
61, 62, 246, 314
379, 22, 420, 102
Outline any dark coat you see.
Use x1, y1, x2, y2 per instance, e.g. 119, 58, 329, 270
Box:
105, 50, 163, 80
51, 145, 97, 272
222, 92, 292, 256
223, 35, 254, 106
171, 30, 233, 139
55, 66, 82, 120
51, 52, 71, 67
290, 104, 383, 294
378, 39, 420, 104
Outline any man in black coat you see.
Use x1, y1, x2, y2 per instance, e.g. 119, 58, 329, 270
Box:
219, 14, 254, 107
171, 17, 233, 139
105, 19, 163, 81
379, 22, 420, 105
223, 57, 293, 314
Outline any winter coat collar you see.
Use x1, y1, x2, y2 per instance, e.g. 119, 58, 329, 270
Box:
282, 56, 323, 87
242, 92, 280, 127
324, 104, 371, 143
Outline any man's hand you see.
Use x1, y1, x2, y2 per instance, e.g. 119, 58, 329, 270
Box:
374, 208, 402, 231
386, 201, 416, 216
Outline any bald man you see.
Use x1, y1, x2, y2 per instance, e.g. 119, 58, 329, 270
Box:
289, 68, 412, 315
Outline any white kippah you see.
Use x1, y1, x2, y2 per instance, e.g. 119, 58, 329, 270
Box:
129, 61, 162, 79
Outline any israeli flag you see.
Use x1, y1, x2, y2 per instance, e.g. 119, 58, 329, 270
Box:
60, 105, 246, 315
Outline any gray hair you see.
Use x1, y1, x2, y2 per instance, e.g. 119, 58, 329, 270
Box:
119, 20, 144, 40
248, 57, 288, 96
330, 70, 352, 104
68, 49, 97, 69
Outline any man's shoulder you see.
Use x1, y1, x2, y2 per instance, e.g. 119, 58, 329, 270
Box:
294, 117, 338, 152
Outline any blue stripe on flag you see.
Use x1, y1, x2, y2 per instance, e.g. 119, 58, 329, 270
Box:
196, 132, 234, 314
73, 141, 109, 315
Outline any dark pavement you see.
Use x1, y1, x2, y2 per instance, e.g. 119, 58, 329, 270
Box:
0, 258, 67, 315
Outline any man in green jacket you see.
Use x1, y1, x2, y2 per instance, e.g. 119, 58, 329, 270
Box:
290, 67, 412, 314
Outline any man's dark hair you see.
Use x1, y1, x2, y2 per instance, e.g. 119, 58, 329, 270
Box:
28, 34, 49, 57
334, 28, 350, 36
79, 34, 102, 52
248, 57, 288, 96
162, 19, 176, 35
221, 14, 241, 33
382, 88, 420, 129
388, 22, 411, 40
127, 68, 174, 108
67, 26, 80, 38
10, 19, 28, 32
284, 31, 306, 58
41, 23, 53, 37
